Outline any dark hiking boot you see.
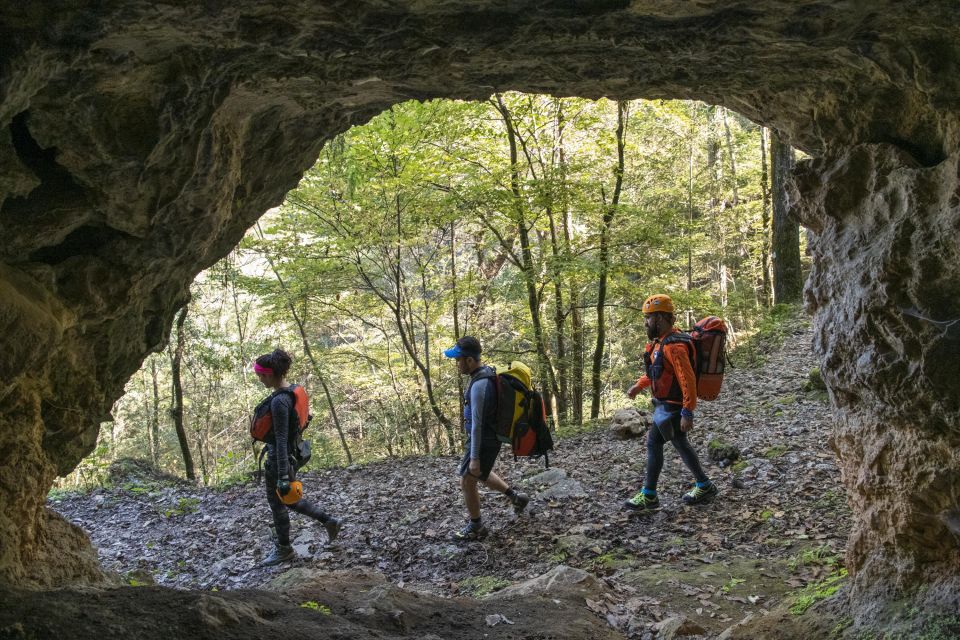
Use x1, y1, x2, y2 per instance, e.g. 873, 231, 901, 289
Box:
682, 482, 718, 505
452, 521, 488, 542
262, 543, 295, 566
624, 491, 661, 511
510, 492, 530, 514
324, 517, 342, 542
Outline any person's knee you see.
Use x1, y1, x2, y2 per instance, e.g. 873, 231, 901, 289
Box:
461, 474, 478, 490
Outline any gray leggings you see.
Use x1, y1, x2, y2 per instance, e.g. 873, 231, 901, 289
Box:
265, 458, 331, 545
644, 412, 709, 490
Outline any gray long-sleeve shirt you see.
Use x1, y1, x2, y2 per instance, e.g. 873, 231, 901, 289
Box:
464, 366, 497, 459
268, 391, 294, 478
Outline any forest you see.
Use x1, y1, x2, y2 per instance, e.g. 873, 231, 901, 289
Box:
60, 93, 805, 488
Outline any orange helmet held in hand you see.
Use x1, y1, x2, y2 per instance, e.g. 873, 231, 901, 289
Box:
278, 480, 304, 505
642, 294, 674, 314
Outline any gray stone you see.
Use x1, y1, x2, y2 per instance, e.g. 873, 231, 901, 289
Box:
538, 478, 587, 500
525, 468, 568, 486
488, 565, 607, 601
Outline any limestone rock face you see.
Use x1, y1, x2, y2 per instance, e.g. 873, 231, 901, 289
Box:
793, 145, 960, 618
0, 0, 958, 625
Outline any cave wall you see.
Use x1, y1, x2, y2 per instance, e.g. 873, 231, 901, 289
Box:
793, 144, 960, 616
1, 0, 958, 615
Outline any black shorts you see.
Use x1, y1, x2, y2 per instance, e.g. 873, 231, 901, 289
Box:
458, 437, 502, 481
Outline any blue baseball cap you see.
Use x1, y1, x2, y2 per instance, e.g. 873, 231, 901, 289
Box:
443, 336, 481, 359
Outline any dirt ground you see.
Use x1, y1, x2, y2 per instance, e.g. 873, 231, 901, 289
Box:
31, 314, 858, 639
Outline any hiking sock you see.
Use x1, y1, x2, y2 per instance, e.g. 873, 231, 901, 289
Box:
642, 487, 657, 497
504, 488, 517, 500
695, 480, 712, 489
470, 517, 482, 527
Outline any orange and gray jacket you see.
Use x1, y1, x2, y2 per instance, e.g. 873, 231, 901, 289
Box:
633, 328, 698, 412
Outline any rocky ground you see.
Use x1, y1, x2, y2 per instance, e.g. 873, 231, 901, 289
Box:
39, 313, 853, 639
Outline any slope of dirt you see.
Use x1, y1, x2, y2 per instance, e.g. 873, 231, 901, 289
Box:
44, 316, 852, 638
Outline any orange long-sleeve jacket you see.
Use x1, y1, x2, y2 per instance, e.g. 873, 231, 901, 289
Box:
632, 328, 698, 412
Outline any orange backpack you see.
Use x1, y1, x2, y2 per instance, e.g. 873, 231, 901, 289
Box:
250, 384, 311, 442
658, 316, 728, 401
688, 316, 728, 400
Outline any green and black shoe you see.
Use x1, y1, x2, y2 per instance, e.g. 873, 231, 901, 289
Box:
682, 482, 718, 505
624, 491, 661, 511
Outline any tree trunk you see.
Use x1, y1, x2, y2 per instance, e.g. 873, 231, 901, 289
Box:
149, 359, 161, 466
494, 93, 561, 405
760, 127, 772, 306
450, 221, 465, 437
771, 131, 803, 304
170, 307, 196, 482
721, 107, 740, 206
590, 100, 628, 419
137, 370, 154, 465
548, 99, 569, 422
558, 118, 584, 426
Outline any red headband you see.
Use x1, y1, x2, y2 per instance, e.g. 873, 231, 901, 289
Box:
253, 363, 274, 375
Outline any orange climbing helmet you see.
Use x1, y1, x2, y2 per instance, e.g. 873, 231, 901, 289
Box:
278, 480, 303, 505
642, 294, 674, 315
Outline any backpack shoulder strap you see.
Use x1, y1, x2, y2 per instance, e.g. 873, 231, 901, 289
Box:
661, 331, 692, 345
466, 367, 496, 398
661, 331, 696, 365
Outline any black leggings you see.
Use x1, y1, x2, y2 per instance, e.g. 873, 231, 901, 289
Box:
644, 413, 709, 490
265, 459, 331, 545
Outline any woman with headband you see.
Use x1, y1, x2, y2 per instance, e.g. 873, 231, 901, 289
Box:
253, 348, 342, 565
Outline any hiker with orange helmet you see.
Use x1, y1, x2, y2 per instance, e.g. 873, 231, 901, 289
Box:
624, 295, 717, 510
253, 349, 342, 565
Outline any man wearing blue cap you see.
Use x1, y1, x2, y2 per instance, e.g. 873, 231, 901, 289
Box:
444, 336, 529, 541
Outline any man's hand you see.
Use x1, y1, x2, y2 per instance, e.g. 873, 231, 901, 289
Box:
468, 458, 481, 477
277, 476, 291, 496
627, 384, 641, 399
680, 415, 693, 432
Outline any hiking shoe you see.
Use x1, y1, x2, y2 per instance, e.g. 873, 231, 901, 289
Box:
262, 543, 295, 566
624, 491, 661, 511
682, 482, 718, 505
452, 521, 488, 542
510, 492, 530, 514
324, 517, 342, 542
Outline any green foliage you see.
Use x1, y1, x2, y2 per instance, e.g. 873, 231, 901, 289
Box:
804, 367, 827, 391
722, 576, 746, 593
789, 545, 842, 572
915, 616, 960, 640
789, 568, 848, 615
458, 575, 510, 596
764, 444, 788, 458
299, 601, 332, 614
164, 497, 200, 518
75, 93, 791, 479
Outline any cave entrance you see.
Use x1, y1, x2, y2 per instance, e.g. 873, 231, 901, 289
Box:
2, 3, 958, 637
